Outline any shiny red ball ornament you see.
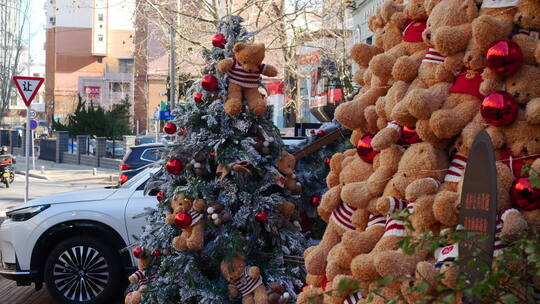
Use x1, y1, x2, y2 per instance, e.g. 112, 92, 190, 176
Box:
511, 177, 540, 211
486, 40, 523, 76
309, 129, 315, 135
163, 122, 177, 134
324, 158, 331, 165
255, 212, 268, 222
133, 247, 143, 258
481, 91, 518, 126
156, 192, 165, 201
212, 33, 227, 48
311, 196, 320, 207
356, 135, 379, 163
402, 125, 421, 144
209, 152, 216, 158
194, 92, 203, 104
201, 75, 218, 91
174, 212, 192, 229
153, 249, 161, 256
166, 158, 183, 175
317, 130, 325, 137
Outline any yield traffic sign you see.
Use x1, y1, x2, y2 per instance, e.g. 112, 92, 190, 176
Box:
12, 76, 44, 106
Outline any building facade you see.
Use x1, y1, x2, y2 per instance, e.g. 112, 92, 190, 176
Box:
45, 0, 136, 124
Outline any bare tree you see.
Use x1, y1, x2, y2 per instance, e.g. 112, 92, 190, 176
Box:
0, 0, 29, 123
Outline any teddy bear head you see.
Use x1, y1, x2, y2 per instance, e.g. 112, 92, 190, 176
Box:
422, 0, 477, 53
327, 149, 357, 188
136, 255, 151, 270
454, 113, 486, 156
339, 155, 374, 186
505, 65, 540, 105
404, 0, 428, 20
502, 111, 540, 158
463, 39, 486, 70
220, 254, 246, 283
170, 193, 185, 213
514, 0, 540, 31
233, 42, 266, 73
276, 151, 296, 177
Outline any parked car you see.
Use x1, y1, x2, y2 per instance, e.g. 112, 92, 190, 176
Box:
107, 140, 125, 158
119, 143, 164, 184
0, 167, 160, 303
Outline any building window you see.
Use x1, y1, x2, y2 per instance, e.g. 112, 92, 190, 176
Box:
98, 34, 104, 42
98, 14, 103, 21
118, 58, 134, 74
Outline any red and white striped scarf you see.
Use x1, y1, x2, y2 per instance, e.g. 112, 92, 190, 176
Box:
234, 267, 263, 296
189, 209, 203, 226
422, 48, 445, 64
444, 153, 467, 183
367, 214, 386, 228
494, 208, 519, 257
343, 291, 363, 304
227, 57, 267, 88
331, 202, 357, 231
383, 197, 408, 237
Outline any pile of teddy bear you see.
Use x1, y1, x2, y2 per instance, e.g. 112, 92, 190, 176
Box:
297, 0, 540, 303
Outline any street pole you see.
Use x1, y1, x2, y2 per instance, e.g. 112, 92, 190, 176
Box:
31, 128, 35, 170
25, 106, 30, 202
169, 23, 176, 111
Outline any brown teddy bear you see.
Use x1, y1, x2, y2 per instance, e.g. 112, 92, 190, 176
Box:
304, 153, 374, 278
350, 143, 448, 284
369, 0, 428, 82
471, 0, 517, 53
217, 42, 278, 116
512, 0, 540, 66
168, 195, 206, 251
125, 252, 151, 304
275, 151, 301, 194
220, 254, 268, 304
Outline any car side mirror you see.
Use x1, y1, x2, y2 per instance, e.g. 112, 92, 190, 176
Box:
148, 188, 160, 196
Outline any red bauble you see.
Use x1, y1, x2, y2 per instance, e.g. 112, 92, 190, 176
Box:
317, 130, 325, 137
166, 158, 184, 175
311, 196, 320, 207
481, 91, 518, 126
163, 122, 177, 134
156, 192, 165, 201
153, 249, 161, 256
324, 158, 331, 165
212, 33, 227, 48
309, 129, 315, 135
210, 152, 216, 158
511, 177, 540, 211
402, 125, 421, 144
174, 212, 192, 228
194, 92, 203, 104
178, 127, 186, 135
133, 247, 143, 258
486, 40, 523, 76
356, 135, 379, 163
201, 75, 218, 91
255, 212, 268, 222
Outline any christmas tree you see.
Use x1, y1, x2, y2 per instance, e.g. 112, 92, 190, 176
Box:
125, 16, 308, 304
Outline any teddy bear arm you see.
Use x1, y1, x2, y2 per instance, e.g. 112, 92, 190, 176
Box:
405, 178, 439, 201
479, 69, 504, 96
525, 98, 540, 124
433, 190, 460, 226
367, 167, 399, 197
433, 24, 472, 56
217, 58, 234, 73
186, 222, 205, 250
228, 284, 240, 297
192, 200, 207, 212
318, 186, 342, 216
261, 64, 278, 77
249, 266, 261, 278
501, 211, 528, 240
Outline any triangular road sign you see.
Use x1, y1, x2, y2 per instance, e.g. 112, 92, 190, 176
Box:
12, 76, 44, 107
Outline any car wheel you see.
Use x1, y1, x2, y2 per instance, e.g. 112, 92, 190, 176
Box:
44, 236, 123, 304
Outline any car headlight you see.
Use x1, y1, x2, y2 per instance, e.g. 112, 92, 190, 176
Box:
5, 204, 50, 221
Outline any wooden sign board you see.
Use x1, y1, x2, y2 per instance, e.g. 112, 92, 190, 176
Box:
458, 130, 498, 304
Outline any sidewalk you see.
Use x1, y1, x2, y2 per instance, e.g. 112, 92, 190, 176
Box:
13, 156, 119, 184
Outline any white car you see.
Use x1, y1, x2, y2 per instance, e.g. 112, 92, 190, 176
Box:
0, 167, 159, 304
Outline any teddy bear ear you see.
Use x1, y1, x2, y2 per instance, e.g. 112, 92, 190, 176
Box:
233, 42, 247, 53
424, 0, 442, 14
460, 0, 478, 21
256, 43, 266, 50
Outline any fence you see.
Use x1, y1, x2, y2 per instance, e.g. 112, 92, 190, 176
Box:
39, 139, 56, 161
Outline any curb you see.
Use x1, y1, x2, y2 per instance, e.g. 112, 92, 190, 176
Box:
15, 170, 49, 181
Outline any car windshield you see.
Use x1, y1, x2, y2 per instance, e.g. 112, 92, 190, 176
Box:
121, 166, 153, 188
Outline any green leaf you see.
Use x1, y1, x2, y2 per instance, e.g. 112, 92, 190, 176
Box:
501, 294, 518, 304
521, 164, 532, 176
416, 281, 429, 293
377, 275, 394, 287
530, 172, 540, 189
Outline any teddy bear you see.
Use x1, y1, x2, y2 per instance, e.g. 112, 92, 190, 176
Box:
471, 0, 517, 53
217, 42, 278, 116
368, 0, 428, 82
206, 202, 232, 225
275, 150, 302, 194
167, 195, 206, 251
512, 0, 540, 66
349, 143, 448, 285
125, 251, 152, 304
266, 282, 290, 304
304, 152, 375, 278
220, 254, 268, 304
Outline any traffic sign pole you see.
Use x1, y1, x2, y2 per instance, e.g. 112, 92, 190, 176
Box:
25, 106, 30, 202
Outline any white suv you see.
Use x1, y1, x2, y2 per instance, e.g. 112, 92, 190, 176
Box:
0, 167, 159, 304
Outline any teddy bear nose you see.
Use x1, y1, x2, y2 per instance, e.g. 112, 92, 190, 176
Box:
513, 92, 520, 98
518, 15, 523, 22
467, 55, 473, 62
425, 32, 431, 40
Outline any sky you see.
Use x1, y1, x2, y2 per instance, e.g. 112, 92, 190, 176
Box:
25, 0, 47, 64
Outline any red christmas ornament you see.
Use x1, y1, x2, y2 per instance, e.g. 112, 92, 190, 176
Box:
174, 212, 192, 228
194, 92, 203, 104
166, 158, 184, 175
212, 33, 227, 48
309, 129, 315, 135
324, 158, 331, 165
178, 127, 186, 135
133, 247, 143, 258
210, 152, 216, 158
317, 130, 325, 137
163, 122, 177, 134
486, 40, 523, 76
402, 125, 421, 144
511, 177, 540, 211
311, 196, 320, 207
156, 192, 165, 201
356, 135, 379, 163
201, 75, 218, 91
153, 249, 161, 256
255, 212, 268, 222
481, 91, 518, 126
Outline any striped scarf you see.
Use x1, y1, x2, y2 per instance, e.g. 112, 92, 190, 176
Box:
331, 202, 357, 231
234, 267, 263, 296
343, 291, 363, 304
422, 48, 445, 64
444, 153, 467, 183
188, 209, 203, 226
227, 57, 267, 88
